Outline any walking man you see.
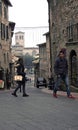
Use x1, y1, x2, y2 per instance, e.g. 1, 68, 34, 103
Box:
53, 50, 74, 98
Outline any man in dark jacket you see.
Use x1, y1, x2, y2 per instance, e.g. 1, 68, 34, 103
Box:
12, 58, 29, 97
53, 51, 74, 98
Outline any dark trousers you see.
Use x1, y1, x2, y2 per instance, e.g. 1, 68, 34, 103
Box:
14, 81, 26, 95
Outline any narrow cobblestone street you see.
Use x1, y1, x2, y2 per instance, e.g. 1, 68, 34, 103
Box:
0, 83, 78, 130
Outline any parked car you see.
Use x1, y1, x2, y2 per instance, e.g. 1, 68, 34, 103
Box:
47, 77, 55, 90
36, 77, 47, 88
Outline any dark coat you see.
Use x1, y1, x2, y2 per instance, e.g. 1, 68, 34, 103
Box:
16, 64, 26, 84
54, 57, 68, 76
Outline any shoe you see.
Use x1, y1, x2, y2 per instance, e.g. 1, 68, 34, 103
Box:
12, 93, 17, 97
23, 94, 29, 97
53, 92, 57, 98
67, 94, 75, 99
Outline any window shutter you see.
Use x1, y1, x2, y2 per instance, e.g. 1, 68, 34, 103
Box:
0, 23, 1, 42
1, 23, 5, 40
0, 1, 2, 16
6, 26, 9, 40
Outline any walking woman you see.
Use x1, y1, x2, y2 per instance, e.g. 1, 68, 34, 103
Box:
12, 58, 29, 97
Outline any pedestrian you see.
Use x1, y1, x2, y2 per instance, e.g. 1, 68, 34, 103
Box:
53, 50, 74, 98
12, 58, 29, 97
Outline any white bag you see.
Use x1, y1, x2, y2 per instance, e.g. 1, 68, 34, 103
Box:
14, 75, 23, 81
0, 80, 4, 88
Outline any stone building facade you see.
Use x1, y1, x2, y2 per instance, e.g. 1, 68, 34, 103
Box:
44, 32, 51, 78
38, 43, 47, 79
33, 32, 51, 86
47, 0, 78, 87
0, 0, 15, 88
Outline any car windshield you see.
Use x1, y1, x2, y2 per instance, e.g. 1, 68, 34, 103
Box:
38, 77, 44, 81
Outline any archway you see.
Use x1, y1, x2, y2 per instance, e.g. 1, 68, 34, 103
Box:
69, 50, 78, 87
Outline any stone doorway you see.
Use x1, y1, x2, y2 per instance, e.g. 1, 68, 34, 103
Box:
69, 50, 78, 87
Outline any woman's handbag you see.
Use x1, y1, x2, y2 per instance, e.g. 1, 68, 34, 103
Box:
14, 75, 23, 81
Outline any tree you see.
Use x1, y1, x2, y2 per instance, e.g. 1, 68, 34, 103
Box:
23, 53, 34, 69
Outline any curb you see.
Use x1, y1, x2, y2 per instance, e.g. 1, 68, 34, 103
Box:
42, 88, 78, 99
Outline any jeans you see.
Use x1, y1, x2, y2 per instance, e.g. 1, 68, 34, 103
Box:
54, 74, 70, 96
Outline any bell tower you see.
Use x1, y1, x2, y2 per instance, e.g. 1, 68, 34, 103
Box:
15, 31, 25, 47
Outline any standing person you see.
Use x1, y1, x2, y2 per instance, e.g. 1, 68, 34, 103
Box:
53, 50, 74, 98
12, 58, 29, 97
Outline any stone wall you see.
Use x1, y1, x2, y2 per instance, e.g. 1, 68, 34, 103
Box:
48, 0, 78, 86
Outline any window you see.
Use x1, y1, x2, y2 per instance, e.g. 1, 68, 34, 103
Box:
19, 35, 24, 40
76, 23, 78, 40
0, 1, 2, 16
67, 23, 78, 42
22, 36, 24, 40
4, 6, 7, 19
6, 26, 9, 40
0, 23, 1, 41
67, 24, 73, 42
1, 23, 5, 40
4, 53, 6, 64
19, 35, 22, 40
7, 53, 9, 62
19, 36, 21, 39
